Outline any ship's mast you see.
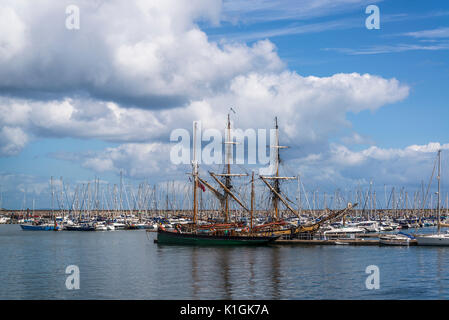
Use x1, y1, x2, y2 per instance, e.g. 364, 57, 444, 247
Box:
204, 113, 248, 222
251, 171, 255, 231
225, 114, 231, 223
260, 117, 297, 219
192, 121, 199, 225
273, 117, 280, 220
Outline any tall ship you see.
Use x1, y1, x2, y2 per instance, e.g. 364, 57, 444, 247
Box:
156, 115, 279, 245
242, 117, 357, 239
155, 115, 357, 244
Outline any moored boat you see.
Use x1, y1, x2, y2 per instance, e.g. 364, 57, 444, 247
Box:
323, 226, 365, 239
156, 227, 278, 245
416, 151, 449, 246
65, 223, 95, 231
95, 223, 108, 231
155, 116, 281, 246
379, 233, 412, 246
20, 223, 61, 231
415, 233, 449, 246
112, 222, 126, 230
0, 216, 10, 224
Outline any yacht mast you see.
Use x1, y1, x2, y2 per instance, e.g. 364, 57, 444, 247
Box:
437, 149, 441, 234
120, 170, 123, 220
274, 117, 280, 220
297, 174, 301, 215
51, 176, 54, 220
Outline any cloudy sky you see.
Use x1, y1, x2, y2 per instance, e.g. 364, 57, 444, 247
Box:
0, 0, 448, 209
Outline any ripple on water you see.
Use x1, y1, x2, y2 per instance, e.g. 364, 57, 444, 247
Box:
1, 224, 449, 299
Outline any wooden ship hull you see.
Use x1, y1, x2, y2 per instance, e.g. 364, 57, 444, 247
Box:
156, 228, 278, 245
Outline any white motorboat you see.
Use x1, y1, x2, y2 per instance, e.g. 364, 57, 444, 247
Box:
379, 234, 411, 246
324, 226, 365, 239
113, 222, 126, 229
356, 221, 380, 233
95, 223, 108, 231
0, 216, 9, 224
380, 222, 394, 232
389, 222, 400, 230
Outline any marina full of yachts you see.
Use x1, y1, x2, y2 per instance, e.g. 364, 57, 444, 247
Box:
1, 207, 448, 246
1, 116, 448, 246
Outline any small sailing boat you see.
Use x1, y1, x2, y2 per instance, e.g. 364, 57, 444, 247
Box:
20, 177, 62, 231
415, 150, 449, 245
323, 225, 365, 239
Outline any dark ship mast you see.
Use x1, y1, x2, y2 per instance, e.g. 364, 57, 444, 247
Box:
195, 114, 249, 224
259, 117, 297, 220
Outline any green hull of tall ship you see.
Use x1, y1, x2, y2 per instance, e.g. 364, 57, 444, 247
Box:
156, 229, 278, 246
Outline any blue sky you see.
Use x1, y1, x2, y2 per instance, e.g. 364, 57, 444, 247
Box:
0, 0, 448, 209
206, 0, 449, 148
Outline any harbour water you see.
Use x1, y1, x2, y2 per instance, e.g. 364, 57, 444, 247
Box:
1, 224, 449, 300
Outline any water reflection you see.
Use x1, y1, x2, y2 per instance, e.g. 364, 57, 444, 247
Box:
436, 248, 445, 298
191, 247, 200, 299
247, 249, 256, 297
3, 226, 449, 299
269, 247, 281, 299
186, 246, 282, 299
218, 249, 232, 299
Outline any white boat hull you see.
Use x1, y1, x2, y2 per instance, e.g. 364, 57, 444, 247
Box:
379, 235, 410, 246
113, 223, 126, 229
0, 217, 9, 224
324, 227, 365, 238
416, 234, 449, 246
